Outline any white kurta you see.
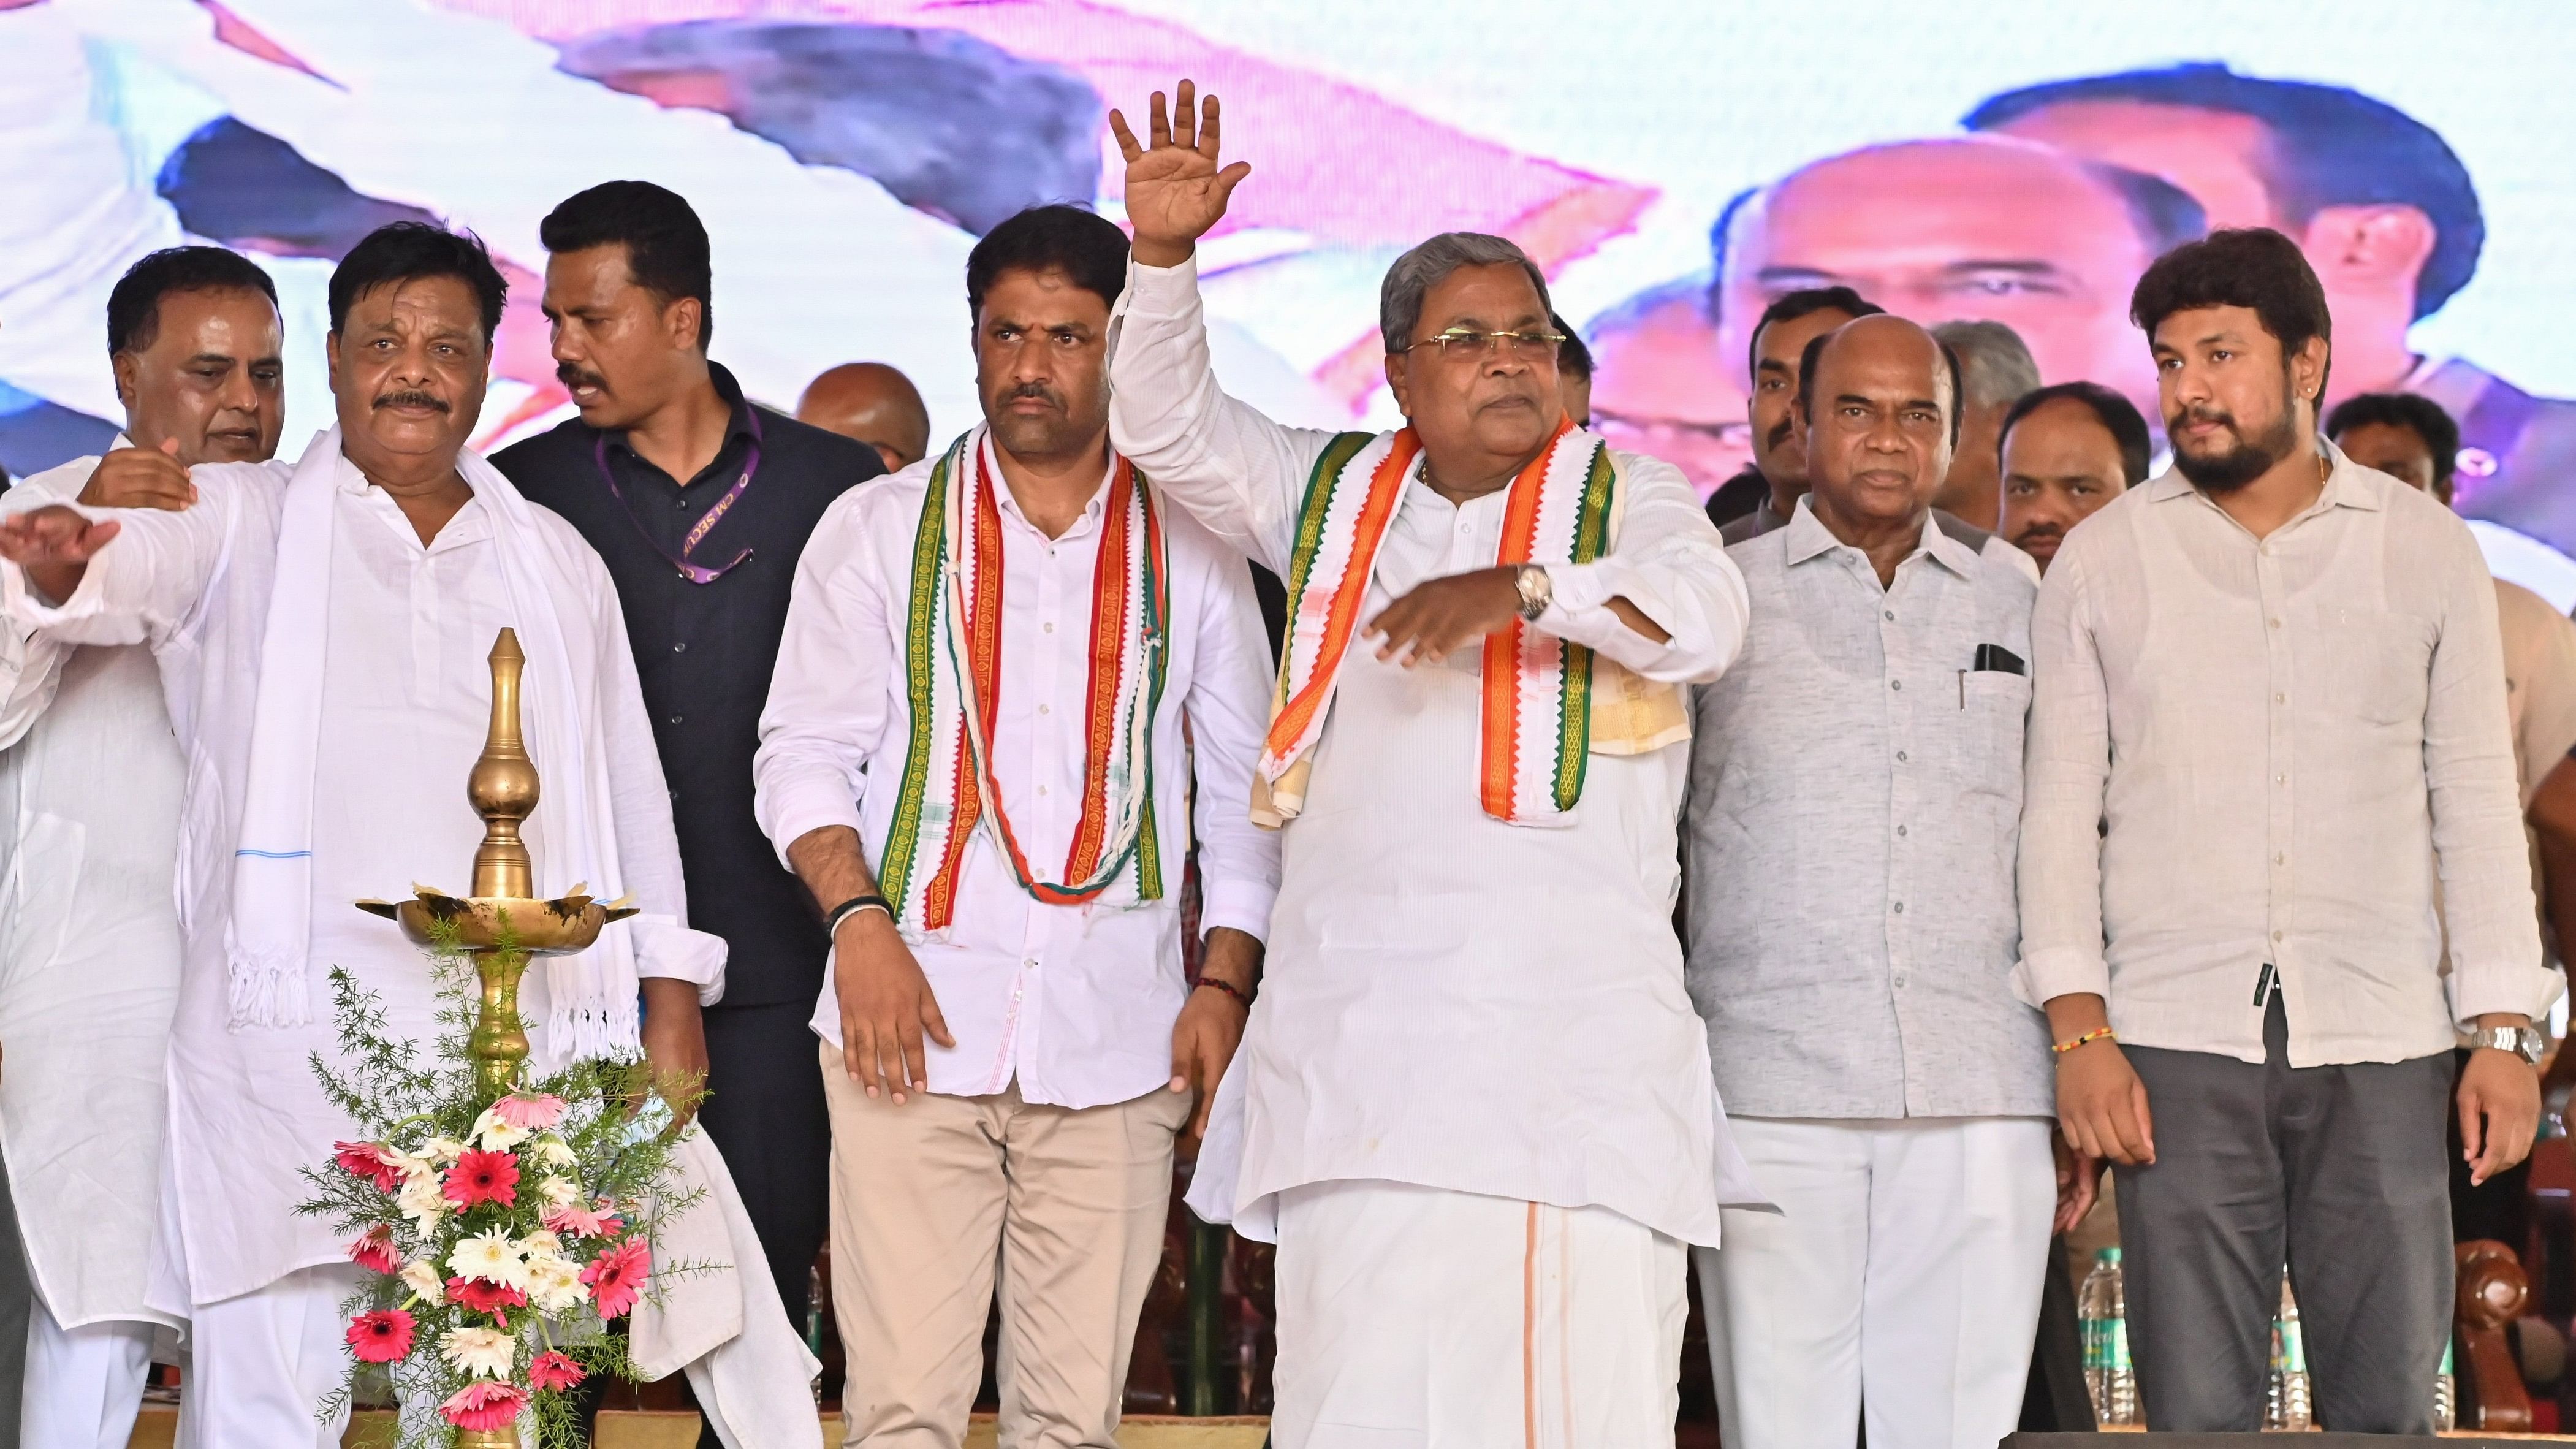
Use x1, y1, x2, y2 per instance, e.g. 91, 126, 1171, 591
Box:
0, 441, 721, 1307
0, 447, 184, 1333
1109, 256, 1761, 1247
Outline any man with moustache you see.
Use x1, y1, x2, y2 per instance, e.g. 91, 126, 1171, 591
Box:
2019, 229, 2553, 1434
492, 183, 883, 1373
754, 202, 1277, 1449
1685, 315, 2056, 1449
1108, 83, 1757, 1447
0, 222, 818, 1445
1997, 381, 2152, 572
1713, 138, 2204, 435
0, 246, 284, 1449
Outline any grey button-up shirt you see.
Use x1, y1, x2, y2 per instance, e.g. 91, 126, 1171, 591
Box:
1685, 500, 2054, 1118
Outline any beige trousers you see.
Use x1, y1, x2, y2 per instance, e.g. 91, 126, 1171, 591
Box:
819, 1041, 1188, 1449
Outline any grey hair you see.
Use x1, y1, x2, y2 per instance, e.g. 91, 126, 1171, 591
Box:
1929, 319, 2042, 413
1378, 232, 1554, 354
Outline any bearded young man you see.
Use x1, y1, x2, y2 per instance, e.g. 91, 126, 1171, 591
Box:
753, 203, 1276, 1449
0, 223, 813, 1448
0, 245, 284, 1449
2018, 227, 2553, 1434
1103, 83, 1757, 1448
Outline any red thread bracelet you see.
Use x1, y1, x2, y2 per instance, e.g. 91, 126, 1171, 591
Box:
1195, 976, 1252, 1008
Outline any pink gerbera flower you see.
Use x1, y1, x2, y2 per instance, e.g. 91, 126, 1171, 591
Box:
348, 1225, 401, 1275
580, 1238, 649, 1320
333, 1141, 406, 1193
441, 1149, 520, 1209
444, 1276, 528, 1324
542, 1196, 623, 1241
439, 1380, 528, 1432
345, 1309, 414, 1364
528, 1350, 587, 1393
492, 1093, 567, 1130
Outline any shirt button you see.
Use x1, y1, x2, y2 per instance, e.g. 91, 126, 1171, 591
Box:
1890, 679, 1903, 691
1043, 622, 1056, 634
2274, 773, 2286, 785
1038, 785, 1049, 796
1896, 824, 1909, 837
1895, 751, 1908, 763
1893, 902, 1905, 915
2275, 852, 2287, 864
1038, 704, 1051, 715
669, 714, 683, 725
673, 641, 688, 653
2270, 618, 2282, 629
2273, 692, 2284, 704
1883, 610, 1895, 622
2273, 930, 2284, 943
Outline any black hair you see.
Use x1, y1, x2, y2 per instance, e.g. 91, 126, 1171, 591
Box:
1552, 313, 1593, 382
1796, 327, 1966, 448
2129, 227, 2331, 398
965, 203, 1128, 321
539, 180, 715, 349
327, 222, 508, 342
1749, 286, 1883, 386
1998, 381, 2154, 487
107, 245, 280, 357
2325, 390, 2461, 493
1965, 63, 2482, 320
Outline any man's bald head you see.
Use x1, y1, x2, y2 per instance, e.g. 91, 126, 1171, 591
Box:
796, 362, 932, 471
1795, 314, 1959, 533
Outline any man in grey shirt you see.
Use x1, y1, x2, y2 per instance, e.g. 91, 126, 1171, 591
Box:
1685, 314, 2058, 1449
2020, 228, 2556, 1433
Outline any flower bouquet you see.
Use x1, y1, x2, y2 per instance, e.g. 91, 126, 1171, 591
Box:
298, 944, 704, 1448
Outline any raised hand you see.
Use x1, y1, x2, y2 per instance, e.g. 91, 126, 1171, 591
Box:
1109, 78, 1252, 268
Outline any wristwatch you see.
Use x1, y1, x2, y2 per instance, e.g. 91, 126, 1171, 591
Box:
1513, 564, 1553, 622
2471, 1023, 2545, 1063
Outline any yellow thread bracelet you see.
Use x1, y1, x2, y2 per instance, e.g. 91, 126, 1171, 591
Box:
2051, 1026, 2116, 1055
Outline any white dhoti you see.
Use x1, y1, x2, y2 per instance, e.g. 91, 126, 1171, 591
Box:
172, 1265, 365, 1449
1698, 1117, 2054, 1449
1270, 1181, 1684, 1449
22, 1298, 153, 1449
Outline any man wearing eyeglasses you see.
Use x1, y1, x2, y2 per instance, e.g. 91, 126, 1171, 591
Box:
1106, 82, 1759, 1448
491, 181, 884, 1398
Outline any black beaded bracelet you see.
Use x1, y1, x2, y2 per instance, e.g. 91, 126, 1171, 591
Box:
826, 894, 894, 937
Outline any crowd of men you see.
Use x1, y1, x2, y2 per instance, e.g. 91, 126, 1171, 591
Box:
0, 73, 2564, 1449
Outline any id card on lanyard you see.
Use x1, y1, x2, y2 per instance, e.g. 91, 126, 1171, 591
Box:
598, 406, 763, 583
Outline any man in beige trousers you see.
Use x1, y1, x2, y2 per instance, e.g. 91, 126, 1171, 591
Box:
753, 203, 1278, 1448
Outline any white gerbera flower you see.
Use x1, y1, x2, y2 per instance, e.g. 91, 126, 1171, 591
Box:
398, 1258, 446, 1305
538, 1175, 580, 1209
446, 1227, 531, 1290
517, 1230, 563, 1258
524, 1253, 588, 1314
532, 1136, 579, 1169
424, 1136, 470, 1165
395, 1173, 448, 1233
441, 1325, 515, 1379
469, 1106, 531, 1152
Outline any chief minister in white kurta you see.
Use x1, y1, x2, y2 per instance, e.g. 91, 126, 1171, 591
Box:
1104, 88, 1760, 1448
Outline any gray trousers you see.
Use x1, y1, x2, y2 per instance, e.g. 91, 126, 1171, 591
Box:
2117, 992, 2453, 1433
0, 1154, 27, 1449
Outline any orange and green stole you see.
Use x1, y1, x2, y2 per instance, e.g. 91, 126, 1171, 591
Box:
876, 428, 1169, 935
1256, 418, 1619, 829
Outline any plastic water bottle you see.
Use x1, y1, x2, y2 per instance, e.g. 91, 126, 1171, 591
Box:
2078, 1247, 2139, 1426
2266, 1278, 2312, 1431
2434, 1336, 2456, 1432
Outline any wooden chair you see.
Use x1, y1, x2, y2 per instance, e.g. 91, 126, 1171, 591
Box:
2456, 1237, 2536, 1432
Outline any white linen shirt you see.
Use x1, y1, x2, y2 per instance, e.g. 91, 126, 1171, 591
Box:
0, 448, 720, 1304
2016, 445, 2561, 1067
1108, 256, 1760, 1248
753, 438, 1280, 1110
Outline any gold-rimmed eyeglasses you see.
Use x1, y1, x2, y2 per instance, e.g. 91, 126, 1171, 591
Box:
1400, 327, 1569, 362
